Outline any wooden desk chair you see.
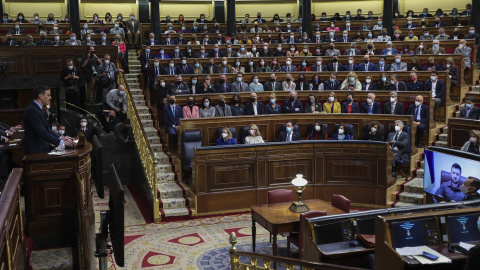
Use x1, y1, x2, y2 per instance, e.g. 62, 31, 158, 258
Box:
287, 210, 327, 259
332, 194, 351, 213
267, 189, 294, 242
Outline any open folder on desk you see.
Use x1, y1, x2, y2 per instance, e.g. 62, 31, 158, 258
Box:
397, 246, 451, 264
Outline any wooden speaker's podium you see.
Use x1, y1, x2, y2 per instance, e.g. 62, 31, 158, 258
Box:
23, 133, 95, 270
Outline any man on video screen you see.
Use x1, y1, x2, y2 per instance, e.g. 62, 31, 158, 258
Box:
435, 163, 465, 202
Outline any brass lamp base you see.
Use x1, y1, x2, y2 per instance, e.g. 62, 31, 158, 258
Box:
289, 201, 310, 213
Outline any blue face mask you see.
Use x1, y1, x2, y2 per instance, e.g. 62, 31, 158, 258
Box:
237, 77, 242, 82
194, 63, 200, 68
188, 49, 191, 53
192, 80, 197, 84
71, 36, 76, 41
240, 48, 245, 52
253, 79, 258, 83
174, 49, 179, 53
286, 127, 292, 133
395, 59, 401, 63
390, 80, 395, 84
3, 18, 7, 22
343, 34, 347, 37
379, 60, 384, 65
378, 21, 382, 25
423, 12, 428, 16
204, 26, 208, 30
18, 16, 23, 20
409, 34, 413, 38
102, 36, 106, 41
433, 44, 439, 48
368, 33, 372, 38
330, 78, 335, 82
270, 99, 275, 104
466, 104, 472, 109
146, 48, 150, 53
119, 91, 125, 95
314, 78, 319, 83
381, 77, 386, 82
248, 62, 253, 66
302, 62, 307, 67
84, 25, 88, 29
204, 102, 209, 107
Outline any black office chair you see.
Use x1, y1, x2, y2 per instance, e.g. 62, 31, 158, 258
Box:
238, 126, 250, 144
181, 130, 202, 179
389, 125, 412, 180
334, 124, 355, 140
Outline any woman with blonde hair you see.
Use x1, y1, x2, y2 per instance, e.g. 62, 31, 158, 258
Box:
461, 130, 480, 154
188, 34, 199, 45
245, 124, 265, 144
365, 41, 377, 55
341, 72, 362, 91
217, 127, 236, 145
443, 57, 459, 88
323, 92, 341, 113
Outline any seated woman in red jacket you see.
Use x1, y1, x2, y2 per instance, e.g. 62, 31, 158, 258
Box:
306, 121, 328, 140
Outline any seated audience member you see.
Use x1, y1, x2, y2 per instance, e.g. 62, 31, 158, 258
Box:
182, 96, 199, 119
341, 71, 362, 91
449, 27, 463, 40
282, 73, 296, 91
344, 42, 360, 55
407, 72, 423, 91
327, 55, 344, 72
215, 74, 233, 93
77, 118, 96, 143
218, 57, 235, 74
215, 95, 232, 117
341, 93, 360, 114
365, 121, 383, 141
400, 43, 414, 55
333, 123, 351, 140
96, 23, 110, 34
454, 39, 472, 69
361, 92, 381, 114
277, 121, 300, 142
2, 34, 18, 46
390, 54, 407, 71
307, 121, 327, 140
265, 73, 283, 91
265, 93, 281, 114
364, 42, 378, 55
325, 42, 340, 56
311, 57, 327, 72
176, 57, 194, 75
362, 75, 378, 90
36, 31, 50, 45
163, 95, 183, 144
305, 94, 323, 113
231, 94, 245, 116
461, 130, 480, 155
217, 127, 236, 145
2, 13, 13, 23
325, 73, 342, 91
65, 33, 82, 45
245, 92, 264, 115
404, 29, 418, 41
156, 48, 170, 59
420, 29, 432, 41
22, 35, 36, 46
376, 56, 390, 72
381, 41, 398, 55
425, 71, 445, 119
407, 95, 429, 147
169, 75, 190, 95
409, 56, 422, 71
97, 33, 110, 45
296, 74, 309, 90
189, 76, 201, 94
11, 22, 25, 35
115, 118, 134, 143
423, 56, 442, 71
324, 92, 341, 113
197, 75, 215, 94
384, 90, 405, 116
392, 29, 404, 41
245, 124, 264, 144
282, 91, 303, 113
249, 75, 264, 92
377, 73, 389, 90
58, 125, 66, 137
281, 58, 297, 72
82, 33, 96, 46
444, 57, 459, 88
376, 28, 391, 42
460, 96, 480, 119
203, 58, 219, 74
232, 73, 248, 92
199, 97, 215, 117
388, 120, 410, 177
105, 86, 127, 118
435, 27, 449, 40
388, 74, 408, 91
310, 75, 324, 90
358, 55, 376, 72
344, 56, 358, 72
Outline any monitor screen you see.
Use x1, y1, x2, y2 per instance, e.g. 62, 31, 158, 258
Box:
391, 220, 427, 248
446, 214, 480, 244
423, 150, 480, 202
315, 220, 351, 245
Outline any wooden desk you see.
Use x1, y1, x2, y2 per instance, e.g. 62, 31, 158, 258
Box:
3, 127, 24, 167
251, 199, 345, 256
447, 117, 480, 149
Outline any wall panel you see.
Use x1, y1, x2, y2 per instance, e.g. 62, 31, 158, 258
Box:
5, 1, 66, 20
159, 1, 214, 20
81, 3, 136, 20
235, 0, 298, 20
312, 0, 383, 17
399, 0, 471, 14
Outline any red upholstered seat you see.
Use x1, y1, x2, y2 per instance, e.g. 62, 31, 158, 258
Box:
268, 189, 293, 204
332, 194, 351, 213
287, 210, 327, 258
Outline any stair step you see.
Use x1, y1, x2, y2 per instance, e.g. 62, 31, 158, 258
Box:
415, 168, 424, 178
136, 106, 150, 114
438, 134, 448, 141
154, 151, 170, 163
393, 201, 419, 207
141, 119, 153, 127
157, 172, 175, 182
160, 197, 188, 209
158, 182, 184, 199
147, 136, 161, 144
161, 208, 190, 217
144, 127, 158, 137
472, 85, 480, 93
442, 126, 448, 134
139, 113, 151, 120
134, 100, 145, 106
399, 191, 424, 204
156, 163, 171, 173
132, 94, 144, 101
150, 143, 163, 152
420, 160, 424, 169
434, 141, 448, 147
404, 177, 424, 193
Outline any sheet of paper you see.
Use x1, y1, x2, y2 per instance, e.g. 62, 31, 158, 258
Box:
459, 242, 475, 251
411, 246, 452, 264
8, 143, 17, 146
17, 130, 24, 132
48, 151, 65, 156
396, 247, 423, 256
10, 139, 20, 142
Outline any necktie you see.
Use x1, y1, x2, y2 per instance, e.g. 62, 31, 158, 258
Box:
415, 106, 420, 121
396, 84, 398, 91
167, 41, 170, 45
394, 133, 399, 142
222, 84, 226, 92
83, 129, 85, 133
287, 133, 291, 142
156, 68, 159, 76
272, 82, 275, 91
170, 68, 173, 75
391, 103, 395, 114
381, 66, 383, 71
146, 53, 149, 59
288, 66, 290, 72
215, 52, 218, 57
369, 105, 372, 114
335, 64, 337, 71
466, 108, 471, 117
172, 106, 175, 117
184, 66, 187, 74
209, 66, 213, 74
317, 38, 319, 43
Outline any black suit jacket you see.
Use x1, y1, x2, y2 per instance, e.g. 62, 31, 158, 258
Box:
361, 101, 382, 114
310, 64, 327, 72
459, 106, 480, 120
140, 52, 155, 71
361, 83, 378, 90
407, 104, 430, 126
384, 101, 405, 115
144, 39, 160, 46
202, 64, 219, 74
207, 50, 225, 58
245, 102, 265, 115
36, 39, 51, 45
264, 81, 283, 91
277, 131, 300, 142
282, 100, 304, 113
76, 127, 96, 143
196, 84, 214, 94
386, 81, 408, 91
424, 80, 446, 102
2, 40, 18, 46
341, 102, 360, 113
324, 80, 342, 90
375, 64, 391, 72
23, 101, 61, 154
214, 82, 233, 93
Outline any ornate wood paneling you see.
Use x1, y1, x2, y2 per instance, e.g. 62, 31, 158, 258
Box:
447, 117, 479, 149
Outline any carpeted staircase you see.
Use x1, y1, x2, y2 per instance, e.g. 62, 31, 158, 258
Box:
390, 153, 425, 207
126, 50, 191, 220
432, 125, 448, 147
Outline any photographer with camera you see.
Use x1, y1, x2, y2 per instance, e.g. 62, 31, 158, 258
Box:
82, 46, 102, 103
115, 118, 134, 143
97, 54, 123, 103
60, 58, 83, 110
105, 85, 127, 121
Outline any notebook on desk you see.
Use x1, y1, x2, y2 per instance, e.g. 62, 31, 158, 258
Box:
317, 241, 367, 255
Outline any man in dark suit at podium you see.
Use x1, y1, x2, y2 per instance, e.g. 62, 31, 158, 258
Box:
23, 85, 74, 154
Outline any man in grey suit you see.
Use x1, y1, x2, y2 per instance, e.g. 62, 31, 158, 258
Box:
169, 75, 191, 95
214, 95, 232, 117
390, 54, 408, 71
455, 39, 472, 68
325, 43, 340, 56
264, 73, 283, 91
64, 33, 82, 45
344, 42, 361, 56
310, 57, 327, 72
232, 73, 249, 92
387, 120, 410, 178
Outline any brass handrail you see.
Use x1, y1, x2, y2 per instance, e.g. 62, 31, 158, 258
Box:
117, 62, 160, 222
228, 233, 364, 270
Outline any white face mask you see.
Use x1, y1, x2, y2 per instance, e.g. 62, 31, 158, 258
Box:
249, 129, 255, 136
366, 79, 371, 84
222, 61, 227, 65
154, 62, 159, 67
371, 127, 377, 133
430, 75, 437, 81
222, 133, 228, 138
169, 63, 174, 68
181, 60, 187, 65
338, 129, 344, 134
460, 184, 470, 194
81, 122, 87, 127
348, 60, 353, 64
328, 97, 335, 102
470, 137, 477, 143
367, 98, 373, 104
315, 125, 321, 131
51, 126, 57, 131
58, 130, 65, 135
419, 45, 424, 49
395, 126, 401, 132
160, 82, 166, 87
104, 60, 110, 65
390, 97, 395, 102
415, 101, 421, 107
286, 60, 291, 65
317, 61, 322, 65
68, 65, 74, 70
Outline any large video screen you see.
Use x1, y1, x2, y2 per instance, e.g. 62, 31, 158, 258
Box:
446, 214, 480, 244
423, 150, 480, 202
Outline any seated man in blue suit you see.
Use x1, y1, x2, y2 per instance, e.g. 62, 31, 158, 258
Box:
407, 95, 429, 147
381, 41, 398, 55
282, 91, 303, 113
175, 57, 194, 75
169, 45, 184, 59
341, 93, 360, 113
245, 92, 264, 115
277, 121, 300, 142
163, 95, 183, 147
424, 71, 445, 120
344, 56, 359, 72
361, 92, 381, 114
358, 55, 377, 71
